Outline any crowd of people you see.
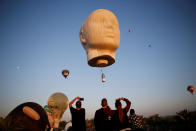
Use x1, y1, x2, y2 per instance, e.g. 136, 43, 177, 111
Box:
0, 97, 145, 131
69, 96, 144, 131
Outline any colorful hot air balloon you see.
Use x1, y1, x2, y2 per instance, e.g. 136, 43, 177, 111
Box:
48, 92, 69, 128
187, 85, 194, 95
62, 70, 69, 79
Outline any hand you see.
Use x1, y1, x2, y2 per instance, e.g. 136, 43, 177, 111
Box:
76, 96, 80, 100
118, 97, 124, 101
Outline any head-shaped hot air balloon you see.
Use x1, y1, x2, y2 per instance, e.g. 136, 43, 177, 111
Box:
187, 85, 194, 95
80, 9, 120, 67
62, 69, 69, 79
48, 92, 69, 128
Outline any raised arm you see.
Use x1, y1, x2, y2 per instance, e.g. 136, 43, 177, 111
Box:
69, 96, 80, 107
123, 98, 131, 112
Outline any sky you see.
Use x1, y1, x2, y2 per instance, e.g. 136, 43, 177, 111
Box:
0, 0, 196, 121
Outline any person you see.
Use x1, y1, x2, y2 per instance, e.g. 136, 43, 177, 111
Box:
69, 96, 86, 131
94, 98, 113, 131
128, 109, 144, 131
104, 97, 131, 131
44, 105, 55, 131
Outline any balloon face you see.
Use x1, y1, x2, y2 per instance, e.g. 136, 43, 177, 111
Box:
187, 85, 194, 94
62, 70, 69, 78
48, 92, 69, 128
80, 9, 120, 67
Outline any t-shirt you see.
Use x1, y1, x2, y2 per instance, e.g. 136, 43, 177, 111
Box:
129, 114, 143, 129
70, 107, 86, 131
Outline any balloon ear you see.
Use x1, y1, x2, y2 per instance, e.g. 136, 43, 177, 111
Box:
23, 106, 40, 120
80, 25, 87, 45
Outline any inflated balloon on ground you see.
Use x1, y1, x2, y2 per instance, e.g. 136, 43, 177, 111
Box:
48, 92, 69, 128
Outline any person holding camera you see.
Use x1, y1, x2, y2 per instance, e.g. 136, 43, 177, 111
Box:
103, 97, 131, 131
69, 96, 86, 131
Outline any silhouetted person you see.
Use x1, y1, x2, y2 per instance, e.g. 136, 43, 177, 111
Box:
129, 109, 144, 131
69, 96, 86, 131
94, 98, 113, 131
104, 97, 131, 131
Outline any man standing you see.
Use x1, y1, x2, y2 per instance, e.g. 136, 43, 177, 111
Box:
69, 96, 86, 131
94, 98, 113, 131
129, 109, 144, 131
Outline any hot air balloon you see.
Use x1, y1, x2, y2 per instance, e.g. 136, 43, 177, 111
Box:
187, 85, 194, 95
79, 9, 120, 67
48, 92, 69, 129
79, 9, 120, 83
62, 70, 69, 79
128, 29, 131, 32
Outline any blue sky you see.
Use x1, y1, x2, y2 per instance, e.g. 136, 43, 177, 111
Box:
0, 0, 196, 121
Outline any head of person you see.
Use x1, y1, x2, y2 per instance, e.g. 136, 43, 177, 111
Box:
80, 9, 120, 67
76, 101, 82, 109
130, 109, 135, 115
115, 100, 122, 109
101, 98, 107, 107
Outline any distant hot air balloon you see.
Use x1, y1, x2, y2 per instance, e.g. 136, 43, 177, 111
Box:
62, 70, 69, 79
187, 85, 194, 95
148, 44, 151, 47
48, 92, 69, 128
128, 29, 131, 32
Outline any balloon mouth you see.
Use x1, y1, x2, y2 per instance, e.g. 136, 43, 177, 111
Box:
97, 59, 108, 67
88, 55, 115, 67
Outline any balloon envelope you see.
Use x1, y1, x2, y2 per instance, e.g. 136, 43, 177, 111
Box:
48, 92, 69, 128
187, 85, 194, 94
62, 70, 69, 78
